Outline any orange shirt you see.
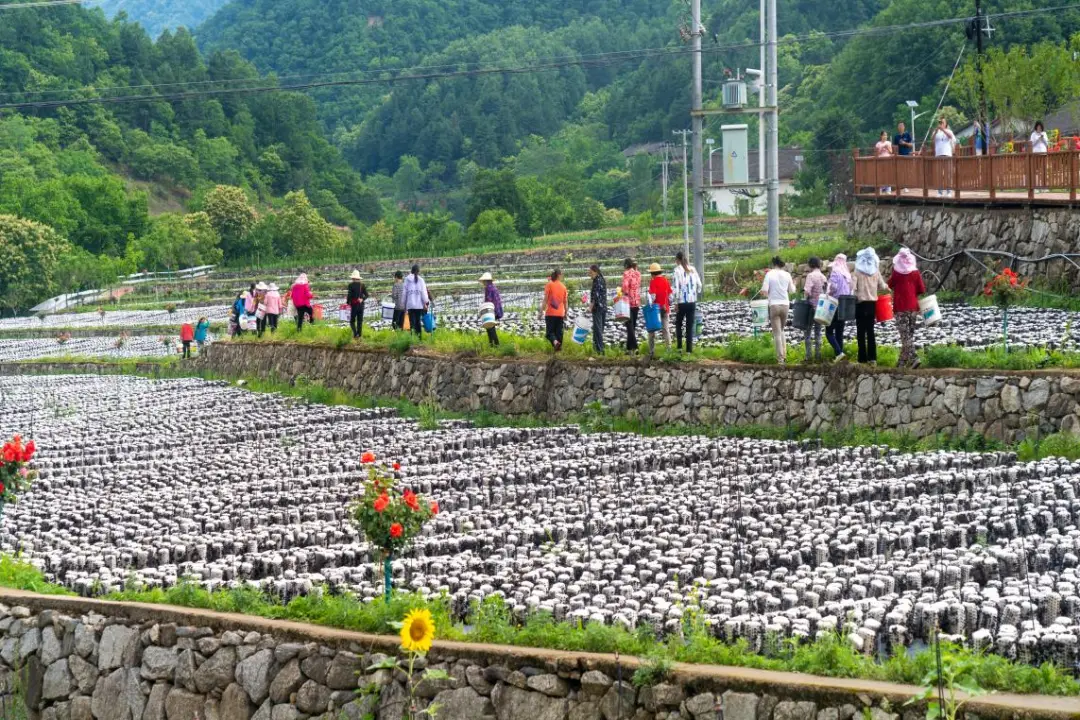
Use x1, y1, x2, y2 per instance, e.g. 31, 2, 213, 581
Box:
544, 281, 568, 317
180, 323, 194, 341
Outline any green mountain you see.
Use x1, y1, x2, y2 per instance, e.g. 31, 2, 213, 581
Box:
85, 0, 230, 37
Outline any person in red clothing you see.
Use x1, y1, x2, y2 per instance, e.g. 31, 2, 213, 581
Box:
646, 262, 672, 357
888, 248, 926, 369
179, 322, 195, 359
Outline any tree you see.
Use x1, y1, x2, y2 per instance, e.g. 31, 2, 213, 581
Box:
467, 209, 517, 247
467, 168, 527, 233
393, 155, 424, 210
256, 190, 340, 258
0, 215, 68, 313
517, 176, 572, 236
131, 212, 223, 271
203, 185, 257, 259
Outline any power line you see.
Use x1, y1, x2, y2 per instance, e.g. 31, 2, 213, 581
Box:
0, 0, 82, 8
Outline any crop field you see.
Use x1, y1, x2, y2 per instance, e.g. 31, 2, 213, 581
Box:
2, 375, 1078, 669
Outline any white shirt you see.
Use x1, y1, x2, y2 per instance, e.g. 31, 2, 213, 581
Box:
1030, 131, 1049, 154
933, 128, 955, 157
761, 269, 796, 306
672, 265, 701, 304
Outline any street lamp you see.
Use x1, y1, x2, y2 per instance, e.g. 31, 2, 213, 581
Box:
906, 100, 930, 153
704, 136, 712, 184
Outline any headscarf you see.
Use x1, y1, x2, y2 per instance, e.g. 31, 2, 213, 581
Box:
893, 248, 917, 275
855, 247, 879, 276
830, 254, 851, 281
295, 273, 309, 285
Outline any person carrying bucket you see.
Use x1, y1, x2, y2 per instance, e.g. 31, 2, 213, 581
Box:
761, 256, 796, 364
888, 248, 926, 369
588, 265, 607, 354
391, 271, 406, 330
404, 264, 430, 339
254, 282, 269, 337
620, 258, 641, 354
346, 270, 369, 339
802, 257, 826, 363
480, 272, 503, 347
853, 248, 888, 366
646, 263, 671, 357
672, 251, 702, 353
543, 268, 568, 351
825, 255, 852, 362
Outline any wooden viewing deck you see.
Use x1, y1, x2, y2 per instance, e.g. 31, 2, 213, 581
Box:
853, 150, 1080, 205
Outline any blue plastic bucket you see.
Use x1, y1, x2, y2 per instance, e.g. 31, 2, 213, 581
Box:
644, 304, 662, 332
422, 311, 437, 333
571, 315, 591, 344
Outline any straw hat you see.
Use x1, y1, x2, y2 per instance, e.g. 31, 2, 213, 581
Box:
648, 262, 663, 273
256, 282, 268, 291
351, 270, 361, 280
479, 272, 493, 282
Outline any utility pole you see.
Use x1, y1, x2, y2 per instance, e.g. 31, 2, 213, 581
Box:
759, 0, 766, 185
765, 0, 780, 251
673, 130, 691, 261
662, 144, 670, 228
973, 0, 991, 150
691, 0, 706, 277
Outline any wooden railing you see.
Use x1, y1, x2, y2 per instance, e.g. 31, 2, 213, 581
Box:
853, 150, 1080, 203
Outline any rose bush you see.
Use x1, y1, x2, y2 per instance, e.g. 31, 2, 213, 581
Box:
0, 435, 38, 518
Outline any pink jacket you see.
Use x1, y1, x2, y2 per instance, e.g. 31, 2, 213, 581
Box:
263, 291, 282, 315
291, 283, 312, 307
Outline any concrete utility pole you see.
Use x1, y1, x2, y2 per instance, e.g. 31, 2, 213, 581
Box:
973, 0, 991, 148
691, 0, 706, 277
673, 130, 691, 261
759, 0, 766, 185
662, 143, 670, 227
765, 0, 780, 251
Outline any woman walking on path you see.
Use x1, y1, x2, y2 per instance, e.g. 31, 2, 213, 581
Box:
543, 268, 568, 351
194, 316, 210, 351
646, 263, 671, 357
254, 282, 268, 336
802, 257, 826, 363
391, 271, 405, 330
263, 284, 282, 334
480, 272, 503, 347
346, 270, 369, 339
761, 256, 796, 364
853, 247, 888, 365
825, 255, 852, 361
291, 274, 314, 331
888, 248, 926, 369
621, 258, 641, 354
588, 265, 607, 354
404, 265, 430, 339
672, 251, 702, 353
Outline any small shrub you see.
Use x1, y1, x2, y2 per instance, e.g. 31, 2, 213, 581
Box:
632, 654, 674, 688
388, 334, 414, 355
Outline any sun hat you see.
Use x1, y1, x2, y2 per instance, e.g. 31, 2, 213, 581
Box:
268, 284, 279, 292
256, 282, 268, 291
295, 273, 308, 285
351, 270, 361, 280
648, 262, 662, 273
479, 272, 493, 282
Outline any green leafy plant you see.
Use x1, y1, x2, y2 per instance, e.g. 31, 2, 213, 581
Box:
632, 654, 674, 688
417, 397, 440, 431
907, 643, 990, 720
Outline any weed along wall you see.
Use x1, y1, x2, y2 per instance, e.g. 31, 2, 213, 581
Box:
1, 589, 1076, 720
197, 342, 1080, 443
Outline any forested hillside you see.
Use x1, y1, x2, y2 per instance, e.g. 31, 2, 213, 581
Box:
85, 0, 229, 37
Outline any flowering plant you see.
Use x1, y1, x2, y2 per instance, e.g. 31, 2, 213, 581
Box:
983, 267, 1028, 308
739, 268, 769, 298
0, 435, 38, 513
351, 453, 436, 558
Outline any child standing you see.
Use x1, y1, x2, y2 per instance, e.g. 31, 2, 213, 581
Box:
802, 257, 826, 363
180, 322, 195, 359
646, 263, 672, 357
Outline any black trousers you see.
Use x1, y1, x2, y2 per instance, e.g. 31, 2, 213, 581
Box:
592, 310, 606, 354
486, 327, 499, 346
855, 301, 877, 363
408, 309, 424, 337
182, 341, 191, 359
675, 302, 696, 352
256, 316, 267, 337
825, 318, 845, 356
296, 305, 313, 331
392, 309, 405, 330
626, 306, 639, 352
545, 316, 565, 348
266, 314, 278, 333
350, 304, 365, 337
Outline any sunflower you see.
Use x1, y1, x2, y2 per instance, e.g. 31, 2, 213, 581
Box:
400, 608, 435, 653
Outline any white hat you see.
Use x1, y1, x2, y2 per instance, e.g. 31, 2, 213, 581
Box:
479, 272, 493, 282
269, 284, 279, 292
256, 282, 268, 291
351, 270, 361, 280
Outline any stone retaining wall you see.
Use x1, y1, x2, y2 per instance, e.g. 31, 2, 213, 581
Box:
0, 362, 166, 377
846, 204, 1080, 293
1, 589, 1075, 720
193, 343, 1080, 444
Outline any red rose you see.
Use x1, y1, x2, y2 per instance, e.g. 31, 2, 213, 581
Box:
361, 452, 376, 464
373, 493, 389, 513
0, 482, 5, 494
21, 441, 34, 463
430, 501, 439, 515
393, 462, 401, 471
403, 490, 420, 512
2, 447, 15, 463
389, 523, 403, 538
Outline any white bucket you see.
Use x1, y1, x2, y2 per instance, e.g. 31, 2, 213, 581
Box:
571, 315, 591, 344
919, 294, 942, 326
815, 295, 838, 325
480, 302, 497, 329
614, 298, 631, 323
380, 297, 395, 322
750, 299, 769, 329
255, 303, 266, 320
339, 304, 351, 322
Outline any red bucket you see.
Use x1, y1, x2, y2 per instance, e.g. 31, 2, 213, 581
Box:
875, 294, 894, 322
